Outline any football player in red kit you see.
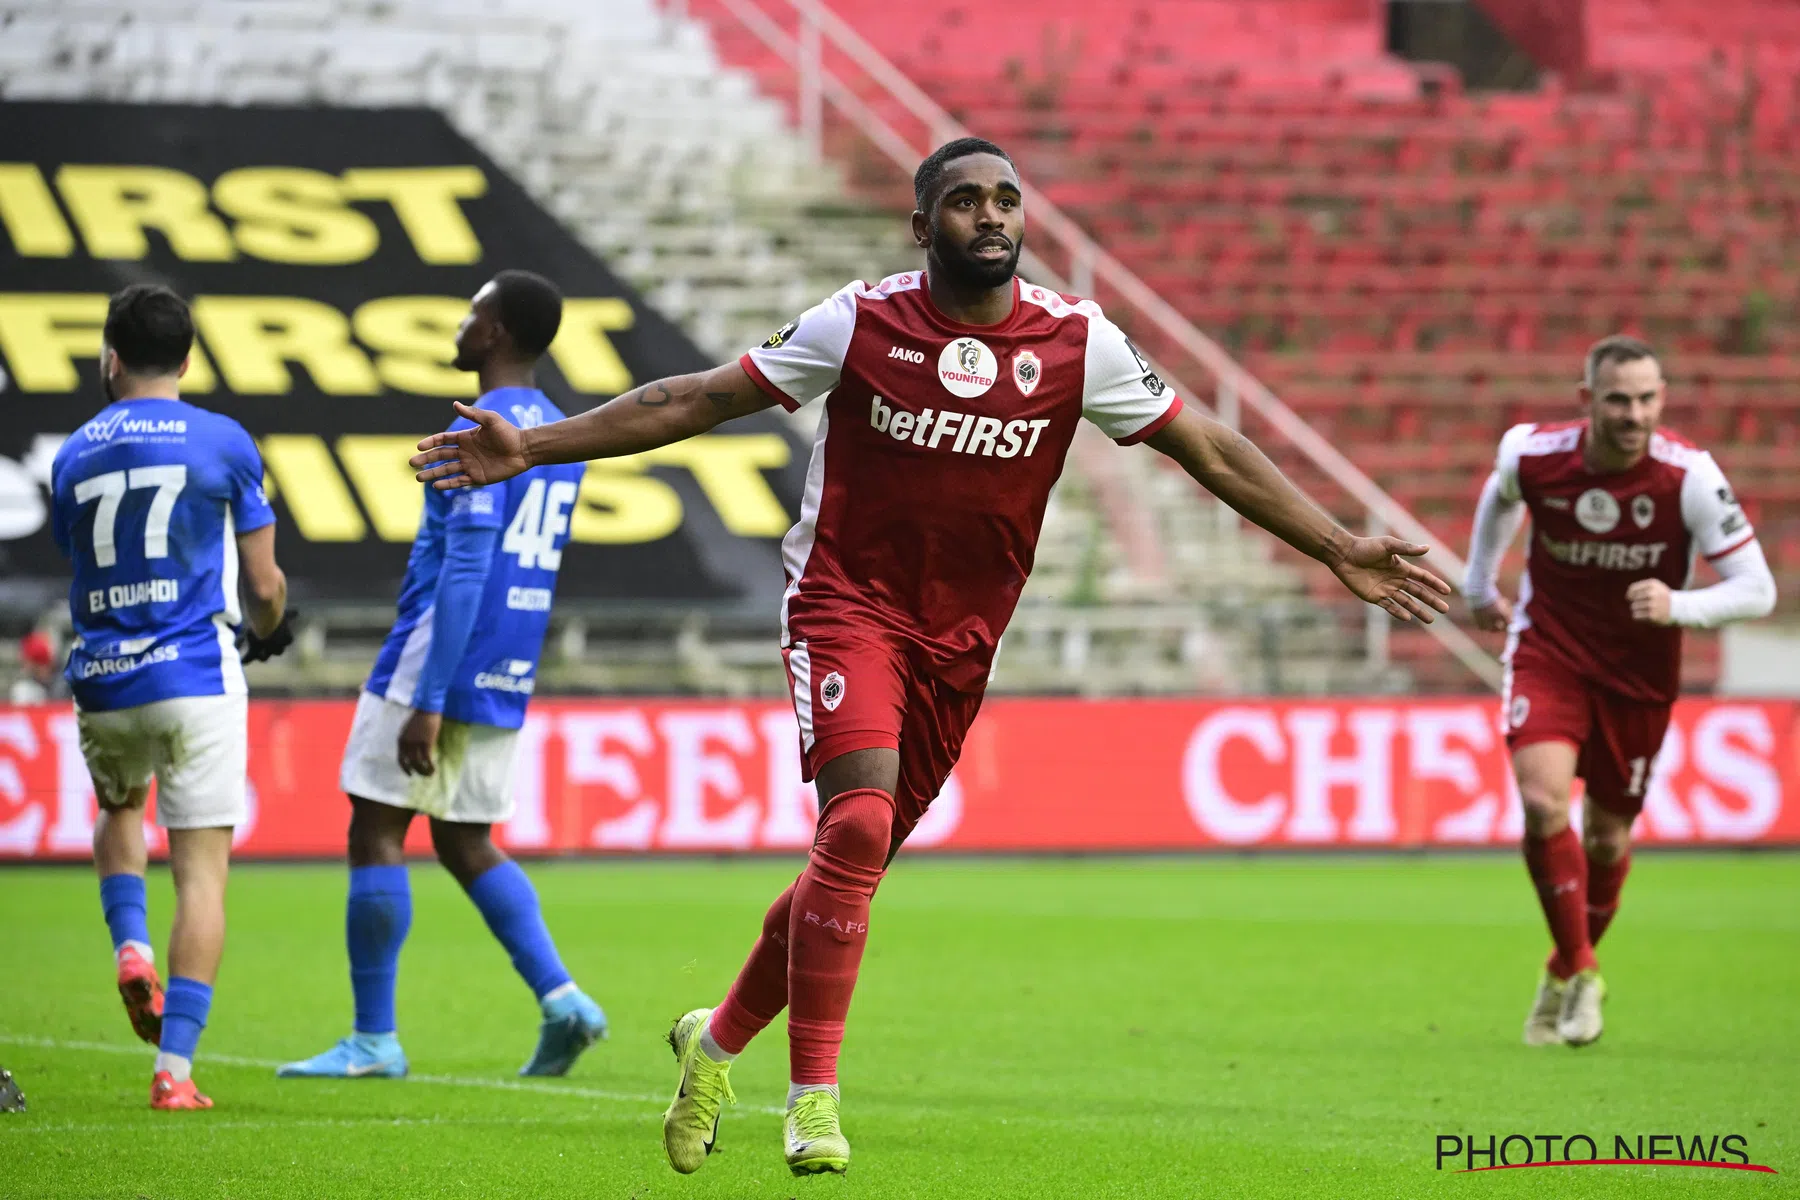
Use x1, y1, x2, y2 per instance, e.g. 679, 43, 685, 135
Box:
412, 137, 1453, 1175
1464, 335, 1775, 1047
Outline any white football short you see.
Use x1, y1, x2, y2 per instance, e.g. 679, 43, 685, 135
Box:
77, 694, 249, 829
338, 691, 520, 824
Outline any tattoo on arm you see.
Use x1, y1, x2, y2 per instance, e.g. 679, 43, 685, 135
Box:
638, 383, 673, 407
706, 392, 737, 411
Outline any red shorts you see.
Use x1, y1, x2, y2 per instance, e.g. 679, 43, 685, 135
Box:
1503, 645, 1673, 818
781, 632, 986, 855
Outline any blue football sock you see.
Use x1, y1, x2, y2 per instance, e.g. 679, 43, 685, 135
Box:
99, 873, 150, 954
347, 865, 412, 1036
466, 861, 573, 1000
159, 976, 212, 1061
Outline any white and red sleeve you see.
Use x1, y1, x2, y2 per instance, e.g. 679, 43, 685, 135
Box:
739, 283, 859, 412
1670, 451, 1775, 627
1680, 451, 1756, 560
1461, 423, 1532, 606
1078, 310, 1182, 444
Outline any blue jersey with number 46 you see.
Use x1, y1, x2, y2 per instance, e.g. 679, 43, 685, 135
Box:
364, 388, 585, 730
51, 397, 277, 711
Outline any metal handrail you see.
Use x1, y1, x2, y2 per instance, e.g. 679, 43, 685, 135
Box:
705, 0, 1502, 690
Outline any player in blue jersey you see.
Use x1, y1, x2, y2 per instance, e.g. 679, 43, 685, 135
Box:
52, 285, 294, 1110
277, 271, 606, 1081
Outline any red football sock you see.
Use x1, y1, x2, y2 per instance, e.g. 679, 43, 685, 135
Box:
1587, 851, 1631, 949
1524, 827, 1595, 979
787, 787, 893, 1086
707, 879, 798, 1055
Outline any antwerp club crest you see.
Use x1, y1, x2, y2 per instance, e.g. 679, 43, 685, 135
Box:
1632, 494, 1655, 528
1013, 349, 1043, 396
820, 671, 846, 712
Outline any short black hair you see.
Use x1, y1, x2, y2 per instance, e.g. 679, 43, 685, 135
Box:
1585, 334, 1658, 386
914, 137, 1015, 211
104, 284, 193, 375
490, 269, 564, 357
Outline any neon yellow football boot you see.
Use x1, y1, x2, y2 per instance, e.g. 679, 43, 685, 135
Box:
785, 1088, 850, 1176
1557, 969, 1606, 1046
1523, 971, 1567, 1046
662, 1008, 736, 1175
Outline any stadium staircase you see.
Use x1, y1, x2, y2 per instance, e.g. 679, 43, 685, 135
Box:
0, 0, 1379, 695
690, 0, 1800, 692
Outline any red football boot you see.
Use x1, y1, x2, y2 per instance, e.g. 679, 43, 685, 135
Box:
150, 1071, 212, 1110
117, 945, 164, 1045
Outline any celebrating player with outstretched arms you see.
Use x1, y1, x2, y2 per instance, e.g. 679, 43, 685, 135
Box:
52, 285, 294, 1111
1463, 335, 1776, 1048
414, 138, 1451, 1177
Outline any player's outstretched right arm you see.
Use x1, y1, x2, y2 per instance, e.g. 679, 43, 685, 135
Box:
410, 362, 778, 490
1145, 407, 1451, 622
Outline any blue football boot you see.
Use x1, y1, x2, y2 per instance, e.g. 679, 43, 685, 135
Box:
520, 988, 608, 1077
276, 1033, 409, 1079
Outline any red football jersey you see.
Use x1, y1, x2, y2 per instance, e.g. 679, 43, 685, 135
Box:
741, 272, 1182, 691
1498, 418, 1755, 703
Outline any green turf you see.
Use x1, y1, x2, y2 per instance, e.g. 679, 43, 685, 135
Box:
1, 854, 1796, 1198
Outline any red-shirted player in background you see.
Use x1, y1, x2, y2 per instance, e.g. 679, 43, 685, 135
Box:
1463, 335, 1775, 1048
412, 138, 1453, 1176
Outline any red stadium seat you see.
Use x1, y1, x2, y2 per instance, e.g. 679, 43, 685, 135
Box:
690, 0, 1800, 686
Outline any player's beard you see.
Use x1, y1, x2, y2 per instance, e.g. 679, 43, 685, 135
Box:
938, 231, 1022, 291
1600, 418, 1651, 456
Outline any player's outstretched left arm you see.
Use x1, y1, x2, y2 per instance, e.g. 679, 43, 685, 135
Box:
1144, 407, 1452, 622
410, 362, 779, 490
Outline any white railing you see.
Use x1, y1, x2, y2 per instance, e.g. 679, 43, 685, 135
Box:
705, 0, 1501, 690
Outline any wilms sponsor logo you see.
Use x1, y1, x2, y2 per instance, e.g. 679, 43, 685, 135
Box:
1435, 1132, 1774, 1174
82, 408, 188, 442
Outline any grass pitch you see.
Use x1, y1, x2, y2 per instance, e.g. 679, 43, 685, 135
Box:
1, 854, 1796, 1198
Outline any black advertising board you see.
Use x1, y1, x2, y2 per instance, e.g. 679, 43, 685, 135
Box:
0, 102, 806, 619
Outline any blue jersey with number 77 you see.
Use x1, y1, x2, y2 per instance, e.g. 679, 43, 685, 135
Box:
51, 396, 277, 711
363, 388, 585, 730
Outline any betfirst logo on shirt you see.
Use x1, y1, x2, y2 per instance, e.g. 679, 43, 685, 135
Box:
1537, 533, 1671, 570
868, 395, 1051, 459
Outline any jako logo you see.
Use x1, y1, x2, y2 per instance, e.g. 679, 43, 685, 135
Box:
869, 395, 1050, 458
887, 346, 925, 364
82, 409, 187, 442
